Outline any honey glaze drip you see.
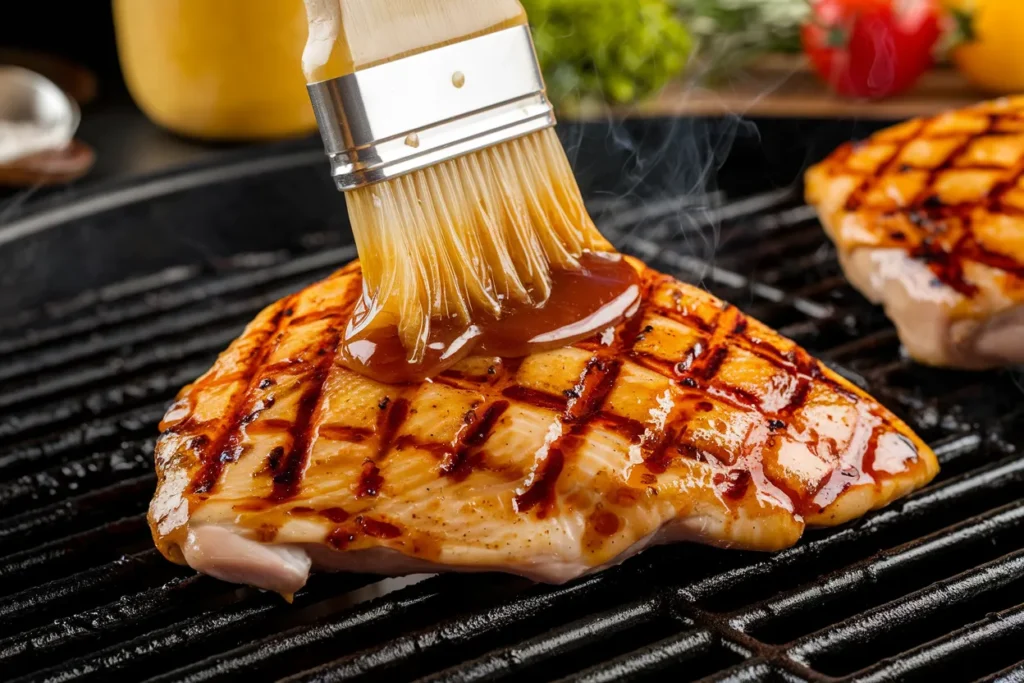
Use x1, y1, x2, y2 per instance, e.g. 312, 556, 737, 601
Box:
341, 252, 641, 384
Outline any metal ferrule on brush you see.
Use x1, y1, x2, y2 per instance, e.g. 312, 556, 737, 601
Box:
307, 25, 555, 191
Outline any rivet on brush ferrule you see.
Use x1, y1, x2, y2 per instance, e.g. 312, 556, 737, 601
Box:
307, 25, 556, 191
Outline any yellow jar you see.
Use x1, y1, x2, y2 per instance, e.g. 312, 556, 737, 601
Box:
113, 0, 316, 141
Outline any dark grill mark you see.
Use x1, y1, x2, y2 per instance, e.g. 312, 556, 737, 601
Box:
440, 400, 510, 481
376, 398, 410, 457
264, 446, 286, 476
513, 439, 569, 517
715, 470, 752, 500
642, 418, 689, 475
327, 528, 354, 550
356, 460, 384, 498
271, 364, 334, 501
318, 425, 374, 443
189, 298, 294, 495
728, 387, 763, 409
340, 397, 409, 500
911, 234, 980, 298
618, 286, 653, 351
501, 386, 568, 412
269, 279, 362, 501
567, 359, 623, 424
320, 507, 349, 523
783, 380, 812, 415
262, 359, 312, 376
747, 337, 792, 367
357, 516, 401, 539
675, 342, 705, 375
245, 418, 293, 435
327, 515, 402, 549
907, 210, 931, 228
700, 347, 729, 381
515, 356, 624, 517
596, 412, 646, 441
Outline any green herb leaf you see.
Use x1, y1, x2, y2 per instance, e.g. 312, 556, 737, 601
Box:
524, 0, 692, 107
952, 7, 977, 44
673, 0, 810, 84
826, 25, 849, 49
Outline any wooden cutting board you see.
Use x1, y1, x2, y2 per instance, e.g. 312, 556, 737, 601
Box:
568, 54, 992, 122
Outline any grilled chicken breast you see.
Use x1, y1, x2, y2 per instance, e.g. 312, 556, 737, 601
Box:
150, 258, 937, 595
807, 97, 1024, 369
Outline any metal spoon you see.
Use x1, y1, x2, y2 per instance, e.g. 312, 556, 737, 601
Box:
0, 65, 93, 186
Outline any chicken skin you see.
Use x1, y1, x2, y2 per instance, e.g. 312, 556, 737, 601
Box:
149, 258, 937, 595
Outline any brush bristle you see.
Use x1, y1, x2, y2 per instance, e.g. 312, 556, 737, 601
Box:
303, 0, 527, 82
347, 127, 613, 360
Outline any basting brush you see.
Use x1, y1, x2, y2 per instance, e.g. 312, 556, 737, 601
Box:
302, 0, 617, 369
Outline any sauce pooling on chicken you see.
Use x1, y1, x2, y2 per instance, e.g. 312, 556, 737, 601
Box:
340, 251, 641, 384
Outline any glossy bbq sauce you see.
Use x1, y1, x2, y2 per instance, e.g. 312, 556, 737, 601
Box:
340, 251, 642, 384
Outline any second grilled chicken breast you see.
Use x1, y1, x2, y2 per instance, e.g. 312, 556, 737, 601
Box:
807, 97, 1024, 369
149, 258, 938, 595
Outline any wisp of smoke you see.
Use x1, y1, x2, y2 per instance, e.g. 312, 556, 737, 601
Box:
569, 38, 802, 290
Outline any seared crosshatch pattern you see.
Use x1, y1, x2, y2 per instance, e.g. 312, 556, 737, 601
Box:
0, 181, 1023, 682
149, 248, 932, 577
807, 96, 1024, 299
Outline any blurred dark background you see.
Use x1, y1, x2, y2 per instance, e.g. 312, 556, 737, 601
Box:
0, 2, 304, 198
0, 3, 892, 215
0, 5, 122, 79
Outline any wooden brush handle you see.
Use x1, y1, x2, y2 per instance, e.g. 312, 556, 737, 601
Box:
302, 0, 527, 83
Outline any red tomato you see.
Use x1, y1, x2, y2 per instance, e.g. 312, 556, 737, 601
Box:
802, 0, 943, 99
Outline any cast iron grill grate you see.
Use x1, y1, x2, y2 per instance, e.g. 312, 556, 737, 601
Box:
1, 185, 1023, 682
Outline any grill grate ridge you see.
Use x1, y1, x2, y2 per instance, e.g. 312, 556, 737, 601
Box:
729, 500, 1024, 639
852, 601, 1024, 683
0, 513, 149, 596
415, 597, 673, 683
787, 549, 1024, 673
0, 475, 153, 556
0, 245, 357, 357
0, 361, 210, 444
0, 326, 241, 413
553, 628, 723, 683
0, 438, 154, 517
2, 183, 1023, 681
0, 403, 166, 479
